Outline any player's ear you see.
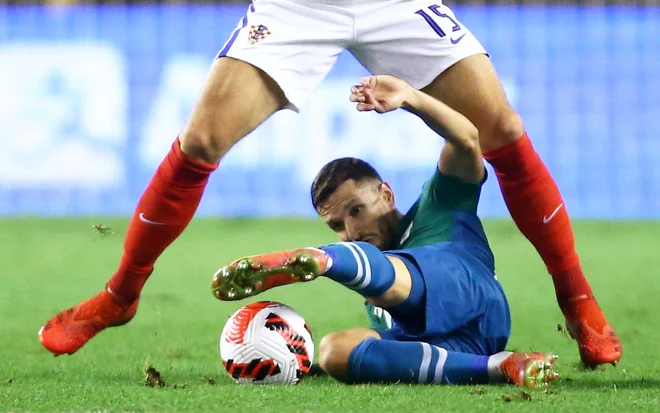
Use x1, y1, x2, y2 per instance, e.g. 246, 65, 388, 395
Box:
380, 182, 395, 206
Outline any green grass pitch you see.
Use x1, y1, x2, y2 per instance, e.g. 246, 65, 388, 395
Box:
1, 218, 660, 412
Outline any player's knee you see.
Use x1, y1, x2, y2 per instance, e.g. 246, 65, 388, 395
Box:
480, 109, 525, 152
321, 331, 372, 383
318, 332, 352, 382
319, 329, 379, 383
179, 128, 232, 165
178, 58, 287, 164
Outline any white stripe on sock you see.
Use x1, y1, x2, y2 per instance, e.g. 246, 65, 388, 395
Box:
487, 351, 512, 383
431, 346, 449, 384
418, 343, 433, 383
350, 242, 372, 290
306, 247, 332, 271
338, 243, 364, 286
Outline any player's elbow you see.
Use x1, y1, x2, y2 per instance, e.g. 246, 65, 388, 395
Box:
456, 125, 480, 152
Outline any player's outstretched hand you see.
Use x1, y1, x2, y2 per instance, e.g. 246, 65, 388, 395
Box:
349, 75, 412, 114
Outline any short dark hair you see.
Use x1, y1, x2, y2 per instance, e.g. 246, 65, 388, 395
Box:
310, 157, 382, 211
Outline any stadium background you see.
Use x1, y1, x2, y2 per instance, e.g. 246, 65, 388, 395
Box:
2, 1, 660, 411
1, 0, 658, 219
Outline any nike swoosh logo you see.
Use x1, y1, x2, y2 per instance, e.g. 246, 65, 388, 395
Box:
542, 203, 564, 224
139, 213, 166, 225
450, 34, 466, 44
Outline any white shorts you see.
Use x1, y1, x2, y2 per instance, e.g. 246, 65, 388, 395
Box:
219, 0, 486, 110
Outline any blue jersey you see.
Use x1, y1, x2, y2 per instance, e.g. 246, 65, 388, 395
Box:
367, 168, 510, 355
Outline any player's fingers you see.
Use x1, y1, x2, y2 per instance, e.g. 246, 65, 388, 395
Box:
362, 89, 378, 103
361, 76, 374, 87
349, 93, 365, 103
356, 103, 375, 111
351, 85, 364, 94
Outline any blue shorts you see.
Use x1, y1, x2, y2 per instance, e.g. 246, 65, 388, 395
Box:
379, 241, 511, 356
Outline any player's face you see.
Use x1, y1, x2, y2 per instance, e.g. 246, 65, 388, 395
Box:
317, 179, 397, 249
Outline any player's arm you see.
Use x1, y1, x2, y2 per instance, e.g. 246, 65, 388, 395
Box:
349, 75, 484, 184
402, 88, 484, 184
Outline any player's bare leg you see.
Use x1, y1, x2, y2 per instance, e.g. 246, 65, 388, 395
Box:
39, 57, 288, 356
178, 57, 287, 164
318, 328, 381, 381
422, 54, 622, 367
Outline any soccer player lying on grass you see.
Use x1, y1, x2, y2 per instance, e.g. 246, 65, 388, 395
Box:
211, 75, 558, 387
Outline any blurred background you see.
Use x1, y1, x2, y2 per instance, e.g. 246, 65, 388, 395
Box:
0, 0, 658, 219
2, 2, 660, 409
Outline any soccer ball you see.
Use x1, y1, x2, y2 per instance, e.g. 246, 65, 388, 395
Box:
219, 301, 314, 385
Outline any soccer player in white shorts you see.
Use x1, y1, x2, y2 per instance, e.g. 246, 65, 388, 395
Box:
40, 0, 622, 368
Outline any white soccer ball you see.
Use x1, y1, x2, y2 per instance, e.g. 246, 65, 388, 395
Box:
219, 301, 314, 385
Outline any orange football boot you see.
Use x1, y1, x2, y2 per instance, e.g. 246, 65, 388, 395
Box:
501, 352, 559, 388
211, 247, 331, 301
39, 287, 139, 356
564, 297, 623, 367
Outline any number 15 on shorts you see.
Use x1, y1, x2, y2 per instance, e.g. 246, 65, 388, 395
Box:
415, 4, 465, 43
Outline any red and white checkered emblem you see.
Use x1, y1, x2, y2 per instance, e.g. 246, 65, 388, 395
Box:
248, 24, 271, 45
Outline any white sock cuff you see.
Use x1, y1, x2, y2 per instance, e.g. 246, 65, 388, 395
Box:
487, 351, 513, 383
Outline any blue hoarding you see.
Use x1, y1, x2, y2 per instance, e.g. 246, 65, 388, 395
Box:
0, 6, 658, 218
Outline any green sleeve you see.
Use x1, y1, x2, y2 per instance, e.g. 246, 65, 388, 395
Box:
364, 301, 391, 332
421, 167, 487, 213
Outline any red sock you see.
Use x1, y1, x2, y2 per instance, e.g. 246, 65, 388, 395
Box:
483, 133, 599, 321
108, 139, 217, 302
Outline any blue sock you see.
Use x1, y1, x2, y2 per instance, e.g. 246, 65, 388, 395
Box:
320, 242, 395, 297
347, 338, 492, 385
